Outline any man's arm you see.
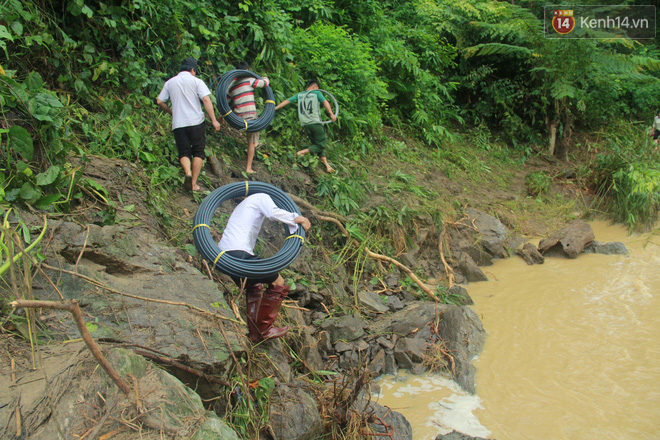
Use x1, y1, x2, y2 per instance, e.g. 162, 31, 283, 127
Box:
323, 99, 337, 122
156, 98, 172, 116
201, 95, 222, 131
274, 99, 290, 111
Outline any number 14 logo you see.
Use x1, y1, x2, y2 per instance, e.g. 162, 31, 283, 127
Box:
552, 10, 575, 34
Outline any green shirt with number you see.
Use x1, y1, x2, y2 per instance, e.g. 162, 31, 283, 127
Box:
288, 90, 326, 126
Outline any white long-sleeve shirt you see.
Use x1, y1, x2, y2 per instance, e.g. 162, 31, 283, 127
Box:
218, 194, 298, 254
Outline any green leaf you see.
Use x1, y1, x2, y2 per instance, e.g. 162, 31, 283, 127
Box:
0, 25, 13, 42
139, 151, 156, 162
35, 193, 63, 209
86, 322, 98, 333
25, 72, 43, 92
82, 177, 108, 195
10, 21, 23, 37
19, 182, 40, 201
5, 188, 20, 201
9, 125, 33, 160
36, 165, 61, 186
20, 222, 31, 243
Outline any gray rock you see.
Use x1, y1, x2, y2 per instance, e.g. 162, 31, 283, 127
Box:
385, 294, 405, 311
584, 240, 628, 255
435, 307, 486, 394
299, 326, 324, 371
353, 399, 413, 440
457, 253, 488, 282
538, 219, 595, 258
395, 335, 426, 364
358, 290, 390, 313
369, 349, 386, 376
448, 285, 474, 306
320, 315, 368, 343
435, 430, 490, 440
466, 208, 509, 258
371, 302, 447, 336
270, 384, 323, 440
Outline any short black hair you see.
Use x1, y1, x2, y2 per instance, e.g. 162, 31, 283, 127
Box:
180, 56, 198, 72
236, 61, 250, 70
305, 78, 319, 88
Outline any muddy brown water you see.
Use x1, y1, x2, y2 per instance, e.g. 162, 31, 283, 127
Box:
377, 221, 660, 439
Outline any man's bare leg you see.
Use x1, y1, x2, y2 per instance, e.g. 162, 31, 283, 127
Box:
246, 142, 257, 173
180, 156, 193, 190
191, 156, 204, 191
321, 156, 335, 173
296, 148, 310, 156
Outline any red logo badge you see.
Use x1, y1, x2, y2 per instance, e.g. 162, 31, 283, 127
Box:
552, 10, 575, 34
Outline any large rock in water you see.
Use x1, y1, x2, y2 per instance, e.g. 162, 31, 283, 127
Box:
538, 219, 595, 258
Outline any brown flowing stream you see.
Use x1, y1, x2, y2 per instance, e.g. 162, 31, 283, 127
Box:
377, 221, 660, 439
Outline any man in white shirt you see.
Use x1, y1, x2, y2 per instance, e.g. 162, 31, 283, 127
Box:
157, 57, 221, 192
219, 193, 311, 343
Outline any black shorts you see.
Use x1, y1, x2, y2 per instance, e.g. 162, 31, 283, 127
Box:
653, 129, 660, 140
225, 250, 279, 287
173, 123, 206, 159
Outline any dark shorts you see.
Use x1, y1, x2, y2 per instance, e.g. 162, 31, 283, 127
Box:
303, 123, 327, 156
173, 123, 206, 159
225, 250, 279, 287
653, 129, 660, 140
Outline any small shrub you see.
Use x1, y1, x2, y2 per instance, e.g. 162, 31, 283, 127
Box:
526, 171, 551, 196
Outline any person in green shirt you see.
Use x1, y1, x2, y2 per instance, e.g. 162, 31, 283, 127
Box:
275, 79, 337, 173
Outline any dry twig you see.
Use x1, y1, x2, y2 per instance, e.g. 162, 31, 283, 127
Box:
10, 299, 131, 395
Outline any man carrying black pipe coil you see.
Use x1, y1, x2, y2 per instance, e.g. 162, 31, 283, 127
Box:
218, 193, 311, 343
275, 78, 337, 173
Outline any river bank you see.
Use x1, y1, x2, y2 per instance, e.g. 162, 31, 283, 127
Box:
0, 140, 601, 439
377, 220, 660, 440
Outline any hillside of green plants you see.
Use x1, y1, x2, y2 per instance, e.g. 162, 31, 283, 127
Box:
2, 0, 660, 272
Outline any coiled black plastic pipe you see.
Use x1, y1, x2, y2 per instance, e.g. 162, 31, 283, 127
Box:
216, 70, 275, 132
192, 181, 305, 278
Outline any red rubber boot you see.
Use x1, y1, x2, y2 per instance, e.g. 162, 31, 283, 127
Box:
246, 284, 265, 343
255, 284, 290, 341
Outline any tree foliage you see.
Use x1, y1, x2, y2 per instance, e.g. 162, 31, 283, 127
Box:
1, 0, 660, 228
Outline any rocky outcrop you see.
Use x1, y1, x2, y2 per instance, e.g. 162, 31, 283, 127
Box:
584, 240, 628, 255
538, 219, 594, 258
516, 242, 545, 265
0, 344, 241, 439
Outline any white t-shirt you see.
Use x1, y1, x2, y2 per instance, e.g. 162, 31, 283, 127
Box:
218, 194, 299, 254
653, 116, 660, 131
157, 71, 212, 130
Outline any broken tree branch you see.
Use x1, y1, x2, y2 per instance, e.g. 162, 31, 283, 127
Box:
10, 299, 131, 396
306, 211, 439, 301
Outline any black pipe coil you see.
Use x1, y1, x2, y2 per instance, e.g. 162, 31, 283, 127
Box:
216, 70, 275, 132
193, 181, 305, 278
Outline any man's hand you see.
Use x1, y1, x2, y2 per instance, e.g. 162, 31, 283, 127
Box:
212, 119, 221, 131
294, 216, 311, 231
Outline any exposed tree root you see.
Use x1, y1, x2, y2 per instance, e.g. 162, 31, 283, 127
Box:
287, 194, 439, 301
